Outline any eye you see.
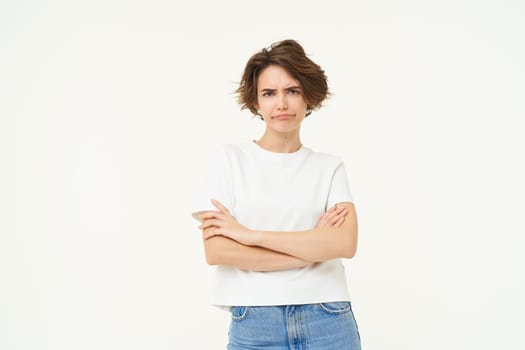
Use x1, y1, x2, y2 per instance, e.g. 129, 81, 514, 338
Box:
288, 89, 301, 95
261, 91, 274, 97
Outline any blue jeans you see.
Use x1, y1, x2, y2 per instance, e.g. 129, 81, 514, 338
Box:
227, 302, 361, 349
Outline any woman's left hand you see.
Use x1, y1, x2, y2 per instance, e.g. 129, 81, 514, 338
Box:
198, 199, 259, 246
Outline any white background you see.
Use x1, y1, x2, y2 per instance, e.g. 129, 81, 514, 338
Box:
1, 0, 524, 349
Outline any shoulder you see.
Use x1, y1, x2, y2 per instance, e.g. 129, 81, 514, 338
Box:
209, 143, 249, 165
306, 147, 345, 167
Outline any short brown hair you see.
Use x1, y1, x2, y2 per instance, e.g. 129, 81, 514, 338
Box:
236, 39, 330, 116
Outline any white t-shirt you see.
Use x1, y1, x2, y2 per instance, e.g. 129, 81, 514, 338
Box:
193, 141, 355, 307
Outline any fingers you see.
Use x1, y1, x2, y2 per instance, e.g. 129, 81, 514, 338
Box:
333, 215, 345, 227
331, 207, 348, 227
202, 227, 219, 240
325, 205, 347, 221
316, 205, 348, 228
199, 218, 220, 230
197, 211, 225, 221
196, 206, 233, 231
211, 199, 231, 216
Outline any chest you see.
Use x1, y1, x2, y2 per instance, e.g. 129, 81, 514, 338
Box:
229, 157, 333, 231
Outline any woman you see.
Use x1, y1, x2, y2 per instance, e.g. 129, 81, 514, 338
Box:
192, 39, 361, 349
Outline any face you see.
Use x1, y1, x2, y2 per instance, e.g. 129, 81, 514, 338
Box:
255, 65, 308, 134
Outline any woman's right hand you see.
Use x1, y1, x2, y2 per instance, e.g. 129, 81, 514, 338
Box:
315, 204, 348, 228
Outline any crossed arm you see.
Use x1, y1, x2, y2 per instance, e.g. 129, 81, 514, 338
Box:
195, 200, 358, 272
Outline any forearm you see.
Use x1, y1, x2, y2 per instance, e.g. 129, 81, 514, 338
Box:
203, 236, 312, 272
253, 226, 357, 263
198, 201, 357, 265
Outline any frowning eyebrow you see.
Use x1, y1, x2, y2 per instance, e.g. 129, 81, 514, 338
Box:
260, 85, 302, 93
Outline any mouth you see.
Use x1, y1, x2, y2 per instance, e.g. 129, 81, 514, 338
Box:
272, 114, 295, 120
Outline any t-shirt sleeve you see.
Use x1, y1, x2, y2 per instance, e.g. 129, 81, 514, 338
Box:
191, 146, 235, 217
326, 161, 354, 210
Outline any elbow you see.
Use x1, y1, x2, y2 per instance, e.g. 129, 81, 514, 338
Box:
334, 202, 358, 259
341, 244, 357, 259
205, 251, 219, 265
203, 236, 229, 266
205, 248, 224, 266
340, 230, 358, 259
203, 238, 221, 265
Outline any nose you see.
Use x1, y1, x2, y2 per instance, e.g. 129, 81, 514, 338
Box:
277, 92, 288, 111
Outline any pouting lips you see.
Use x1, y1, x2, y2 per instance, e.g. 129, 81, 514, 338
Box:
272, 114, 295, 120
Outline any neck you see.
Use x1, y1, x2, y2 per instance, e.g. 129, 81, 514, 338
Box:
255, 130, 302, 153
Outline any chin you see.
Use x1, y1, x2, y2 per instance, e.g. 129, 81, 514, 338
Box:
270, 124, 300, 133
